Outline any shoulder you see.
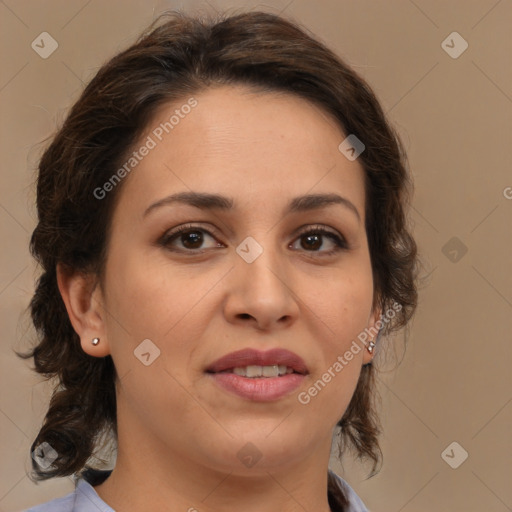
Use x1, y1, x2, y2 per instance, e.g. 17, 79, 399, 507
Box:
24, 478, 115, 512
329, 470, 370, 512
25, 471, 364, 512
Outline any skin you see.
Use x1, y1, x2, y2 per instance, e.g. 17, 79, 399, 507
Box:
58, 85, 381, 512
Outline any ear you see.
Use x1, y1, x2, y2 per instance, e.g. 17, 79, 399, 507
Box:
56, 263, 111, 357
362, 305, 382, 365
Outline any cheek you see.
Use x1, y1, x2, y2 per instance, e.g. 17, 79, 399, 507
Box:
104, 247, 203, 335
294, 266, 373, 418
303, 263, 374, 343
297, 361, 362, 433
297, 277, 371, 417
101, 250, 210, 423
102, 247, 224, 375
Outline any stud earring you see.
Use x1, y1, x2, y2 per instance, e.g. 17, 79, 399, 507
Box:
367, 339, 376, 353
92, 337, 100, 346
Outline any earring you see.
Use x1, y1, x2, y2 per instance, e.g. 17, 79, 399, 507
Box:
92, 337, 100, 346
367, 339, 376, 353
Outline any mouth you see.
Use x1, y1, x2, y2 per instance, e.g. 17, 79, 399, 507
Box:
205, 348, 309, 376
218, 364, 296, 378
205, 348, 308, 402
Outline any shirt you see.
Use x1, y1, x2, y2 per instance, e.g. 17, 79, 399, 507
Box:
23, 469, 369, 511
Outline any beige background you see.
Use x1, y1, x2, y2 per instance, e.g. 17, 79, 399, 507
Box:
1, 1, 511, 511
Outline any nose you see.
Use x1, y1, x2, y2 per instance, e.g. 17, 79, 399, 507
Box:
223, 244, 300, 332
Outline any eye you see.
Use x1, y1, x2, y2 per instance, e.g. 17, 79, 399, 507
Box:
289, 225, 347, 255
159, 223, 224, 252
159, 223, 348, 256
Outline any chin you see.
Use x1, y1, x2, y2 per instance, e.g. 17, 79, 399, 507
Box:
197, 428, 315, 474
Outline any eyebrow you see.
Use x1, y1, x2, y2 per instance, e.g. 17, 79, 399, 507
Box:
143, 191, 361, 222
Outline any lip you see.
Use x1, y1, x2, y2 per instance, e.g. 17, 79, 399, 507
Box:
205, 348, 309, 402
205, 348, 309, 375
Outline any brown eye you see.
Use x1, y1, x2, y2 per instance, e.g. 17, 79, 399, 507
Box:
160, 224, 224, 253
290, 226, 347, 255
179, 230, 204, 249
159, 223, 347, 256
301, 233, 322, 251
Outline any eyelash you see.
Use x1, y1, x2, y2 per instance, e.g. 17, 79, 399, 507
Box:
159, 223, 348, 256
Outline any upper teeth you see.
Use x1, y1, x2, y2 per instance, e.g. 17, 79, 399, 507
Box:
232, 365, 292, 378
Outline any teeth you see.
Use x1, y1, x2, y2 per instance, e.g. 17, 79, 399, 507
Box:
232, 365, 292, 378
262, 365, 279, 377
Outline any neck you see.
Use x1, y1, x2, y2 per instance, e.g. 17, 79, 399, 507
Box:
94, 415, 334, 512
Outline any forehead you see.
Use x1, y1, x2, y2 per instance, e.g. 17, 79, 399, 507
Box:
114, 85, 366, 221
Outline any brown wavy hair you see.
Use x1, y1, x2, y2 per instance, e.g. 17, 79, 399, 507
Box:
18, 10, 418, 511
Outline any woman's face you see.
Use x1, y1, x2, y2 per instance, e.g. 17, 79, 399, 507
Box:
92, 85, 380, 475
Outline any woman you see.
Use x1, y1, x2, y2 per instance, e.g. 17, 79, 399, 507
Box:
19, 10, 418, 512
